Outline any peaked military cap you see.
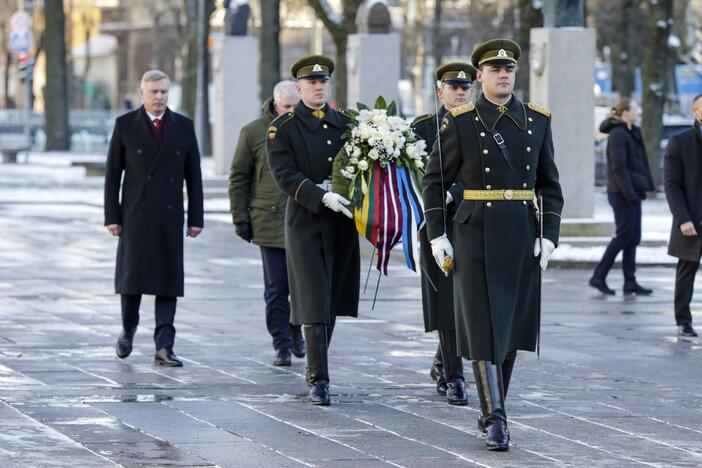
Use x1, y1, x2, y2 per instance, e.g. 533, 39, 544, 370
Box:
471, 38, 521, 68
435, 62, 477, 86
291, 55, 334, 80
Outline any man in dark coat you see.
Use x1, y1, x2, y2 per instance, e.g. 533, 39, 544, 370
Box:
664, 94, 702, 337
422, 39, 563, 451
266, 55, 360, 406
104, 70, 204, 367
229, 80, 306, 366
412, 62, 475, 405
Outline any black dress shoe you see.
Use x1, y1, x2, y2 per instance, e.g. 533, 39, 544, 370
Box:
589, 277, 615, 295
154, 347, 183, 367
446, 378, 468, 406
623, 282, 653, 296
273, 348, 292, 366
291, 337, 306, 359
678, 324, 698, 337
429, 363, 448, 395
116, 328, 136, 359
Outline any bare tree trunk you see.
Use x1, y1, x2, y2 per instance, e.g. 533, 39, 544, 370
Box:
641, 0, 673, 188
3, 50, 11, 108
181, 0, 198, 118
431, 0, 443, 69
610, 0, 641, 97
306, 0, 364, 109
515, 0, 542, 102
198, 0, 215, 155
259, 0, 281, 101
44, 0, 70, 150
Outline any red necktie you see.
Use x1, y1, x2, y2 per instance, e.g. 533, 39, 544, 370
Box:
153, 118, 162, 141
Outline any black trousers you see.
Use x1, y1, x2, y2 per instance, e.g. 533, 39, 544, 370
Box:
260, 246, 300, 351
675, 255, 701, 326
121, 294, 176, 350
592, 193, 642, 284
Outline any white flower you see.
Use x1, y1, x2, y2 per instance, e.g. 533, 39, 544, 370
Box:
415, 139, 427, 153
383, 136, 395, 150
358, 160, 369, 171
353, 147, 362, 158
368, 148, 380, 160
358, 123, 372, 139
371, 112, 388, 126
350, 157, 358, 164
415, 160, 425, 169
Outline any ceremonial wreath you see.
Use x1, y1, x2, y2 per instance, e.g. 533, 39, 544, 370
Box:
332, 97, 428, 274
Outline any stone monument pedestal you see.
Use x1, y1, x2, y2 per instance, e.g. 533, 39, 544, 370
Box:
213, 36, 259, 175
347, 33, 401, 107
530, 27, 609, 235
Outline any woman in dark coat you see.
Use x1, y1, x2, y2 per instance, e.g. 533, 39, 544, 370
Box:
590, 98, 655, 295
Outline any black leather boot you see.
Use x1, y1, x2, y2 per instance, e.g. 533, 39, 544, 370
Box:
439, 330, 467, 405
326, 324, 334, 347
501, 351, 517, 398
116, 328, 136, 359
472, 361, 509, 451
291, 326, 306, 358
273, 348, 291, 366
304, 325, 330, 406
429, 345, 448, 395
478, 352, 517, 433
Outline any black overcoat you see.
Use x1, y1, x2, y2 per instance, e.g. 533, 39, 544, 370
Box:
664, 123, 702, 261
104, 107, 204, 297
422, 94, 563, 362
412, 107, 463, 332
266, 101, 360, 325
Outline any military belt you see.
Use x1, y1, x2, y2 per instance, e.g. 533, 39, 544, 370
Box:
463, 189, 534, 201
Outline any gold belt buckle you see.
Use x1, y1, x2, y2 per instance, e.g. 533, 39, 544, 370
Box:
503, 189, 514, 200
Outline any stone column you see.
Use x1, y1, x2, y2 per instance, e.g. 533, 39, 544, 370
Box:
347, 33, 401, 107
530, 27, 595, 219
212, 36, 259, 175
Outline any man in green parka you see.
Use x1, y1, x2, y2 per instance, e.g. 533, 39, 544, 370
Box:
228, 80, 305, 367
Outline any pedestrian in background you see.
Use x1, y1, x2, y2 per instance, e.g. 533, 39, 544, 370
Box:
663, 94, 702, 337
589, 98, 654, 296
228, 80, 306, 365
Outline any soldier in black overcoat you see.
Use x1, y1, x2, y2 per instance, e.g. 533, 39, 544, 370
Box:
266, 56, 360, 406
104, 70, 204, 367
422, 39, 563, 450
412, 62, 476, 405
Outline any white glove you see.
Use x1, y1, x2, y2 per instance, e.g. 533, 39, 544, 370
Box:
533, 238, 555, 271
322, 192, 353, 219
430, 234, 454, 276
445, 191, 453, 205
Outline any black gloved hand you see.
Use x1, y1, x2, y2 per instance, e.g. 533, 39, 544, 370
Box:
235, 223, 253, 242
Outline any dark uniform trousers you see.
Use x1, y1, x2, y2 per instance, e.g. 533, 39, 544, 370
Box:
121, 294, 176, 350
260, 246, 301, 350
675, 252, 702, 326
592, 193, 642, 284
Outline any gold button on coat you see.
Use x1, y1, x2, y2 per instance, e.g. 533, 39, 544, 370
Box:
486, 202, 492, 207
485, 167, 490, 173
483, 149, 488, 154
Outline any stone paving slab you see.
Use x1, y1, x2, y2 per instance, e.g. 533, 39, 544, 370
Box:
1, 169, 702, 467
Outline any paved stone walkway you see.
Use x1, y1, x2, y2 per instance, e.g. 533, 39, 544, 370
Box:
0, 162, 701, 467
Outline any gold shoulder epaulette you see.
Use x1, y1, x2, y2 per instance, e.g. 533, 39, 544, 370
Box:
268, 112, 295, 140
528, 102, 550, 117
411, 114, 433, 127
449, 103, 475, 117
